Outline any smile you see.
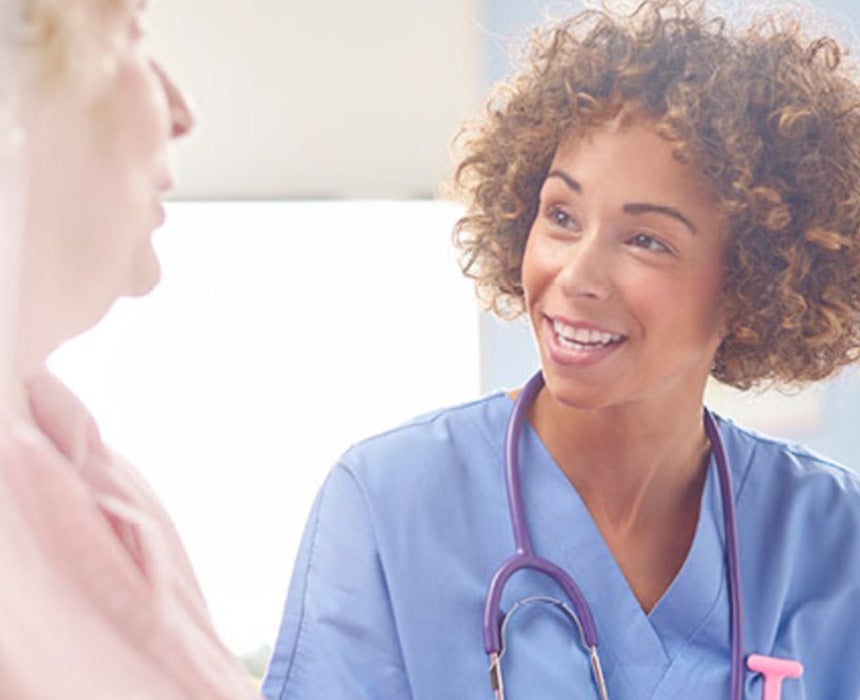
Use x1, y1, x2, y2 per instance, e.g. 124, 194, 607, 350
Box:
552, 319, 624, 351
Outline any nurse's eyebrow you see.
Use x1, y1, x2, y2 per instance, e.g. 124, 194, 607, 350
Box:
623, 203, 698, 235
546, 169, 698, 234
546, 170, 581, 192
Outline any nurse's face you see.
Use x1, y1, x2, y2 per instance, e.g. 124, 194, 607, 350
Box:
22, 0, 193, 349
521, 115, 728, 413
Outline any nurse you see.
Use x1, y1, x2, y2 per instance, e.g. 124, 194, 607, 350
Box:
262, 1, 860, 698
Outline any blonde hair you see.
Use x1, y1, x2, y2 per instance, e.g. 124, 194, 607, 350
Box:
7, 0, 123, 91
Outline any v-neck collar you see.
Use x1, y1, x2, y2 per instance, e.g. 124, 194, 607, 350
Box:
515, 415, 729, 696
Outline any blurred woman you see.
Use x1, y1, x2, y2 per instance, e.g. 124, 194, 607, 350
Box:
263, 1, 860, 698
0, 1, 260, 697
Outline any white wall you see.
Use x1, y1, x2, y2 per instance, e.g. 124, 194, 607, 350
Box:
148, 0, 481, 199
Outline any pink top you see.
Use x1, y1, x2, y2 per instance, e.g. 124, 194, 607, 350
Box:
0, 371, 260, 699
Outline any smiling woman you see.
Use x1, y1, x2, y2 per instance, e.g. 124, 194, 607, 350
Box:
261, 2, 860, 699
522, 115, 728, 423
0, 1, 258, 698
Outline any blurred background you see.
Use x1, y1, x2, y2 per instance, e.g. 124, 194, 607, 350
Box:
49, 0, 860, 681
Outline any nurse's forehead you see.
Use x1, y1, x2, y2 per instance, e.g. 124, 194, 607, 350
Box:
550, 126, 713, 190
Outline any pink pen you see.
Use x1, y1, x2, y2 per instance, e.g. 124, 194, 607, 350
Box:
747, 654, 804, 700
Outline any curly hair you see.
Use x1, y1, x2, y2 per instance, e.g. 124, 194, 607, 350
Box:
451, 0, 860, 389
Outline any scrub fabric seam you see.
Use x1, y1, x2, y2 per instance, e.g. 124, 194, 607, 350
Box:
647, 569, 730, 697
272, 395, 505, 700
476, 393, 514, 455
345, 393, 508, 461
268, 474, 328, 700
713, 413, 852, 483
645, 417, 754, 698
721, 422, 756, 507
337, 459, 418, 700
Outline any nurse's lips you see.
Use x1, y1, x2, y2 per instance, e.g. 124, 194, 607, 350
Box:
544, 315, 626, 364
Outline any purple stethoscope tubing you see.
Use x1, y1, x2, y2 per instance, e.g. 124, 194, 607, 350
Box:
704, 405, 745, 700
482, 370, 744, 700
482, 370, 599, 652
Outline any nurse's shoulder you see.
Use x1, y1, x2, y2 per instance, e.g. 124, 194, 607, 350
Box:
336, 390, 512, 492
716, 413, 860, 501
717, 414, 860, 578
714, 415, 860, 693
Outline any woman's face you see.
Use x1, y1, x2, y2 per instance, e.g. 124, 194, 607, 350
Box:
521, 116, 728, 414
21, 0, 193, 350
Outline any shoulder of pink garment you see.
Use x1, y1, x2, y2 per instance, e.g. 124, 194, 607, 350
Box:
25, 369, 106, 470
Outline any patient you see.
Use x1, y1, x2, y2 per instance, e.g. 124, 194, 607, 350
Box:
0, 1, 260, 697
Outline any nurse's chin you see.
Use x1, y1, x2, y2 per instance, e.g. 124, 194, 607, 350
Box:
539, 376, 617, 414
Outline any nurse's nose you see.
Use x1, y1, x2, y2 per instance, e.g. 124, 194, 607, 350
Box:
557, 228, 613, 300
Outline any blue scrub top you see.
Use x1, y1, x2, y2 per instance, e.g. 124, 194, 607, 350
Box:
262, 392, 860, 699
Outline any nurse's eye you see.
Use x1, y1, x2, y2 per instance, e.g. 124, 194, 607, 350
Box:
628, 232, 671, 254
544, 206, 580, 232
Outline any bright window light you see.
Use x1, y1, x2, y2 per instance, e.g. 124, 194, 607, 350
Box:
50, 200, 481, 660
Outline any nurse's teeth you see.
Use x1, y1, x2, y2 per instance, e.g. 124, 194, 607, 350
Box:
573, 328, 591, 343
552, 319, 621, 346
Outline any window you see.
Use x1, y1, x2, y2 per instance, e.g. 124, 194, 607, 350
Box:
50, 200, 480, 658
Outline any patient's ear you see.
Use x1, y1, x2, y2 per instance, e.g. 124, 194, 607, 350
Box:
0, 75, 29, 186
0, 97, 24, 409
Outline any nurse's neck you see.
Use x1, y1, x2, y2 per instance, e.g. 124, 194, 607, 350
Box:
525, 385, 711, 612
527, 386, 709, 526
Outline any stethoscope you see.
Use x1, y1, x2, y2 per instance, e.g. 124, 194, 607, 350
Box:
482, 370, 746, 700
